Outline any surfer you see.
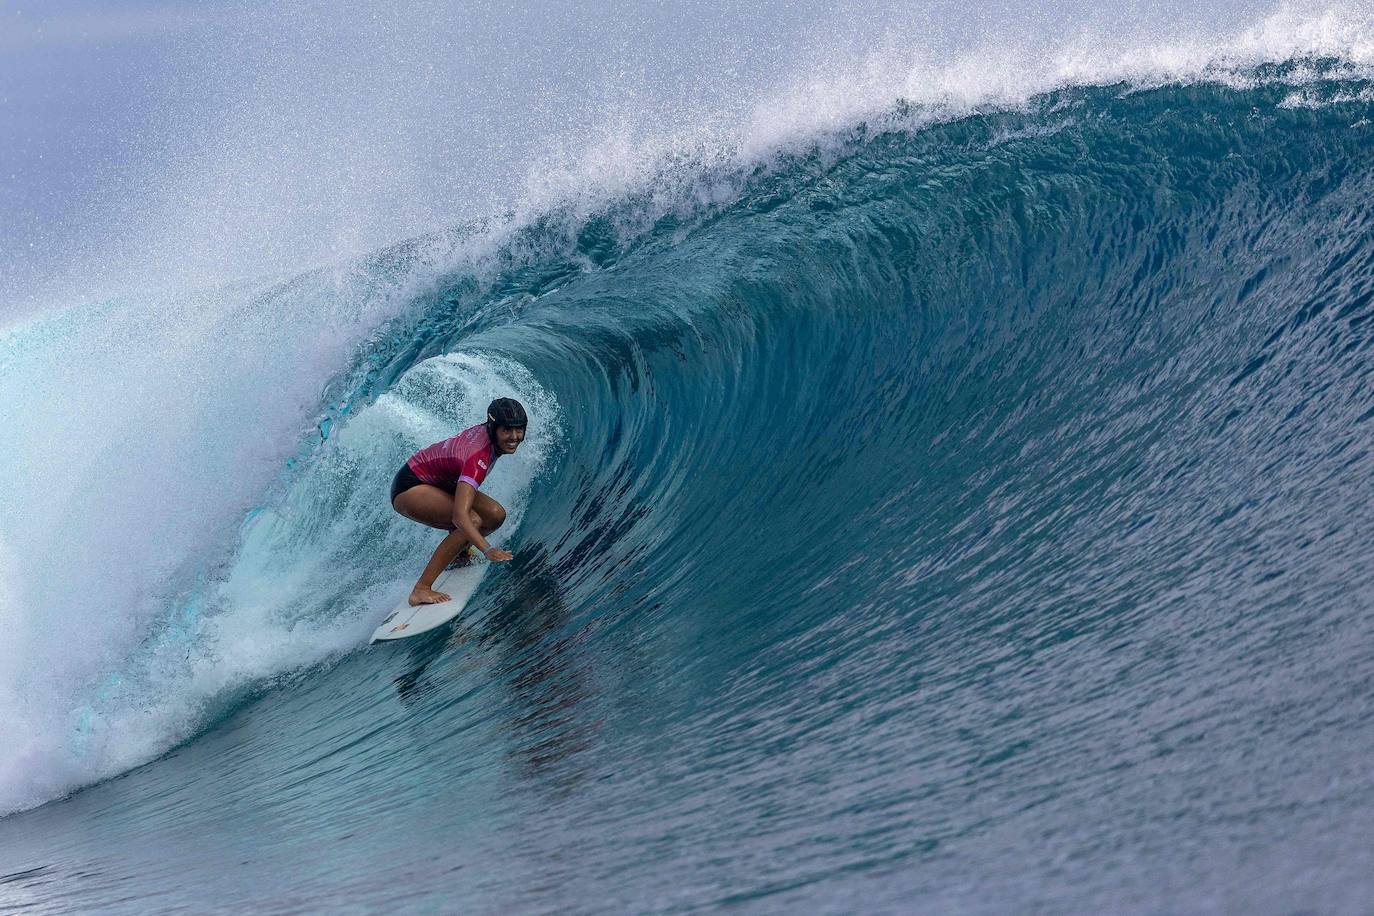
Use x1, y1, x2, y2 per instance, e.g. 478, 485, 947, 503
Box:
390, 397, 527, 605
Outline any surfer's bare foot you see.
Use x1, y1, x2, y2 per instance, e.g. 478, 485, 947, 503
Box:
409, 587, 451, 606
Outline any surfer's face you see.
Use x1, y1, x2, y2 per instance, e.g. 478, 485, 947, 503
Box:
494, 425, 525, 454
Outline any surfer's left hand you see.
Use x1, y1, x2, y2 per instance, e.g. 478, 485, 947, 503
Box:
484, 547, 513, 562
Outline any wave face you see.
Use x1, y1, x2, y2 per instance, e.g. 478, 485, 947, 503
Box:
3, 69, 1374, 911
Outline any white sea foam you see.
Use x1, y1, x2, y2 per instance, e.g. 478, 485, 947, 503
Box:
0, 345, 556, 816
510, 3, 1374, 248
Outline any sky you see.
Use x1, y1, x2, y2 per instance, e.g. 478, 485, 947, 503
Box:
0, 1, 827, 311
0, 0, 1323, 318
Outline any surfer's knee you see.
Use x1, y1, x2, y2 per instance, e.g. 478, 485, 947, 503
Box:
485, 502, 507, 532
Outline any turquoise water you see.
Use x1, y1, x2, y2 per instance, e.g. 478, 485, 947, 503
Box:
3, 70, 1374, 912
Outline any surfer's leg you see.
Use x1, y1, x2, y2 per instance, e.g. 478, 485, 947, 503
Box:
392, 484, 465, 531
397, 495, 482, 596
470, 490, 507, 535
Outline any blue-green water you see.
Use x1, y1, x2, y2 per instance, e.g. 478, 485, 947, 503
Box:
3, 70, 1374, 912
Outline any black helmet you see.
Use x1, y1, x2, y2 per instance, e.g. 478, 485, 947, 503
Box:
486, 397, 528, 428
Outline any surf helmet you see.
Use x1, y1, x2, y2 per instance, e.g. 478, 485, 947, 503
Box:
486, 397, 528, 429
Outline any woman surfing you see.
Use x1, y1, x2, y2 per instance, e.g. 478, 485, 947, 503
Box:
390, 397, 527, 606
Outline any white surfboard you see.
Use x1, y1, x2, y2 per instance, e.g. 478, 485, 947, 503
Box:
370, 559, 488, 643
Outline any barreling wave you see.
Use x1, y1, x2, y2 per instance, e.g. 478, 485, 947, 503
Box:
3, 58, 1374, 911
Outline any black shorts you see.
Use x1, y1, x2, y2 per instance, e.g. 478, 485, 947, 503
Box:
390, 463, 455, 504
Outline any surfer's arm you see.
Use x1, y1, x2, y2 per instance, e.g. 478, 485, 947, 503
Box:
453, 483, 511, 561
451, 483, 490, 552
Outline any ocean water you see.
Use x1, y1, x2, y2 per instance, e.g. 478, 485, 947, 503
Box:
3, 7, 1374, 914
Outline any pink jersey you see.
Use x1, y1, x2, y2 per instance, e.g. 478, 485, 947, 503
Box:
407, 423, 499, 490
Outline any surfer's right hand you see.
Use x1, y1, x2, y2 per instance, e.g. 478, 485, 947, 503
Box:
409, 586, 452, 606
484, 547, 513, 562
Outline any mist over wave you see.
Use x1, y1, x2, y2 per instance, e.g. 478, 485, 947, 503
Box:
7, 1, 1371, 310
2, 4, 1374, 911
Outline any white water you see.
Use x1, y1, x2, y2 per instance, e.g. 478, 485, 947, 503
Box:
0, 334, 556, 815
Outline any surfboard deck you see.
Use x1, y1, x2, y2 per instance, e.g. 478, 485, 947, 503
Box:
370, 558, 488, 643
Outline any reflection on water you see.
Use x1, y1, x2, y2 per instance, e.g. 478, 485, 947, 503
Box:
391, 546, 597, 787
